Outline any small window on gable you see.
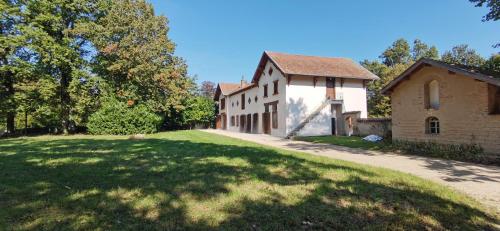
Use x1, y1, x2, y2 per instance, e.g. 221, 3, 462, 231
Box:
488, 84, 500, 115
268, 67, 273, 76
254, 96, 258, 103
424, 80, 440, 110
248, 97, 251, 104
426, 117, 440, 134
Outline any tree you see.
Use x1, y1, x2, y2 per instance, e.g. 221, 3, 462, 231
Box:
179, 96, 215, 129
380, 38, 412, 66
469, 0, 500, 47
470, 0, 500, 21
482, 54, 500, 74
412, 39, 439, 60
21, 0, 101, 134
362, 60, 411, 117
1, 0, 20, 133
442, 44, 486, 67
89, 0, 193, 116
199, 81, 216, 98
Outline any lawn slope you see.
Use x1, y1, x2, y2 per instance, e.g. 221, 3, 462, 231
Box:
0, 130, 497, 230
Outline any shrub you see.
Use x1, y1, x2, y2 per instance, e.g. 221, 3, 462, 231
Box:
87, 98, 163, 135
391, 140, 494, 164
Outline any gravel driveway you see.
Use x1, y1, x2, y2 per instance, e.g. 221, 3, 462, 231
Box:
202, 129, 500, 212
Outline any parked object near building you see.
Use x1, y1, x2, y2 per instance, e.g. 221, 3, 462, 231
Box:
214, 51, 379, 138
382, 58, 500, 154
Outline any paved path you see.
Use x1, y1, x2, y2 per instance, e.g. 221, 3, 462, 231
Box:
202, 129, 500, 211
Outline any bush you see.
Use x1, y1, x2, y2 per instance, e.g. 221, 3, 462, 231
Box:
87, 98, 163, 135
391, 140, 495, 164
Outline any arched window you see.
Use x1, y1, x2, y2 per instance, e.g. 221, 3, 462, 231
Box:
425, 80, 440, 109
426, 117, 440, 134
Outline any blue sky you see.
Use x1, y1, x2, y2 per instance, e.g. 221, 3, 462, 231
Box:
150, 0, 499, 84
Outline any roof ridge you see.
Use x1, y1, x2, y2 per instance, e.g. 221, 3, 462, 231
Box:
265, 50, 352, 60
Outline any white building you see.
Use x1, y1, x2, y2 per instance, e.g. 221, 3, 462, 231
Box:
214, 51, 379, 138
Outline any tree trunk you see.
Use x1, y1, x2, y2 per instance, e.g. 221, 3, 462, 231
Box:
24, 111, 28, 135
6, 112, 14, 134
60, 67, 71, 135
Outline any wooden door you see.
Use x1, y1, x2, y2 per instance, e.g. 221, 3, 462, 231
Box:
262, 112, 271, 134
326, 77, 335, 99
246, 114, 251, 133
215, 115, 221, 129
252, 113, 258, 133
222, 114, 227, 130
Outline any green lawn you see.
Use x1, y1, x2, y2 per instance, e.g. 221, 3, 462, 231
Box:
294, 135, 390, 151
0, 131, 497, 230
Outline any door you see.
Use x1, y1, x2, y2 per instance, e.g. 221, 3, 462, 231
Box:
262, 112, 271, 134
240, 115, 246, 132
252, 113, 258, 133
326, 77, 335, 99
331, 117, 336, 135
215, 115, 221, 129
222, 114, 227, 130
246, 114, 251, 133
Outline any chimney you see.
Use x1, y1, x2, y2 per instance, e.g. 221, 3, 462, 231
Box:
240, 76, 247, 87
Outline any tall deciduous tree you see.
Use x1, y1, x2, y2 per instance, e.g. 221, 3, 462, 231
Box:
412, 39, 439, 60
22, 0, 100, 134
380, 38, 412, 67
0, 0, 33, 133
89, 0, 193, 115
441, 44, 486, 67
199, 81, 216, 98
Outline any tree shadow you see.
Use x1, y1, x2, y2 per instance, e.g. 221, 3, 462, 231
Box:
0, 133, 497, 230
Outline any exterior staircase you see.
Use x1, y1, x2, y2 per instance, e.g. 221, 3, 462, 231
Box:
285, 99, 333, 139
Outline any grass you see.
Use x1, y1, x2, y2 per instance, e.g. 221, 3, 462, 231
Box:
0, 130, 498, 230
294, 135, 391, 151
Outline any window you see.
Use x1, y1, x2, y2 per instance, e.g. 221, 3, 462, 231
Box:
232, 102, 234, 107
488, 84, 500, 114
248, 97, 251, 104
263, 84, 268, 98
268, 67, 273, 75
220, 98, 225, 110
424, 80, 440, 109
254, 96, 258, 103
426, 117, 440, 134
230, 116, 235, 126
273, 80, 279, 95
272, 104, 278, 129
241, 93, 245, 109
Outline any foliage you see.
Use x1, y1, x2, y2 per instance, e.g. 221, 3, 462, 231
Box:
87, 97, 163, 135
87, 0, 193, 115
470, 0, 500, 22
412, 39, 439, 60
178, 96, 216, 128
470, 0, 500, 47
199, 81, 216, 98
391, 140, 496, 165
482, 54, 500, 74
0, 130, 497, 229
379, 39, 412, 66
362, 59, 412, 117
442, 44, 486, 67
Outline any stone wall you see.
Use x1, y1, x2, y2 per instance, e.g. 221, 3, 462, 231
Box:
342, 111, 391, 137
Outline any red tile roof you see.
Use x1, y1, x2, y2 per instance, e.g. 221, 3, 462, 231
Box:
252, 51, 379, 82
214, 82, 251, 100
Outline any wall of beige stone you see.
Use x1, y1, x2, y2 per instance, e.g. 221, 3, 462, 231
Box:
390, 66, 500, 154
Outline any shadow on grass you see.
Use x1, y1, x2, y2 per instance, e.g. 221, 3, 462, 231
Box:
0, 134, 497, 230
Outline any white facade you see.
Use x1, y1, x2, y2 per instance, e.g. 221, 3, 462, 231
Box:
217, 59, 371, 138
